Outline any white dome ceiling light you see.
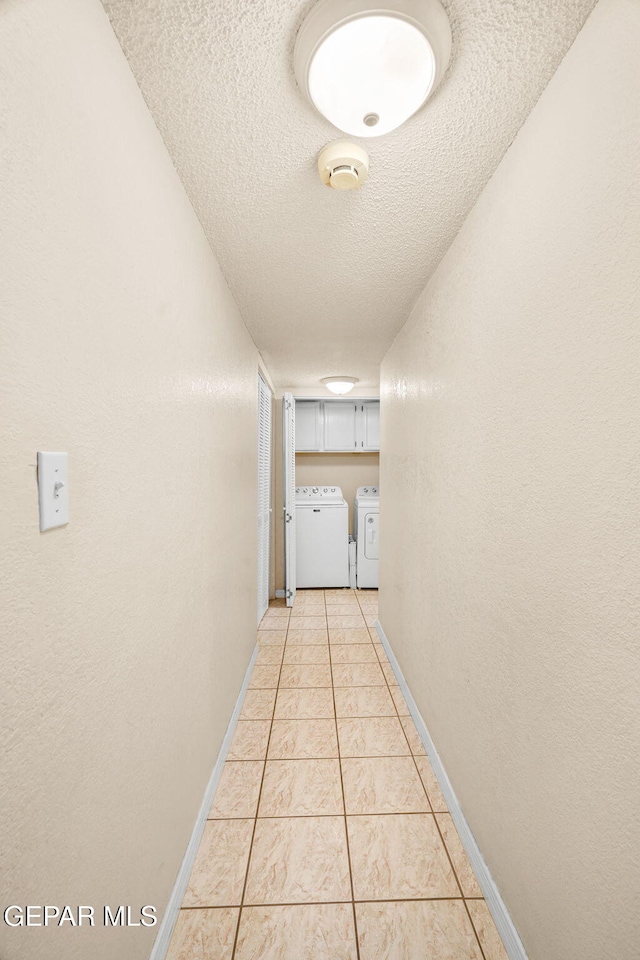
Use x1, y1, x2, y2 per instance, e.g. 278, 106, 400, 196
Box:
321, 377, 359, 395
318, 141, 369, 190
294, 0, 452, 139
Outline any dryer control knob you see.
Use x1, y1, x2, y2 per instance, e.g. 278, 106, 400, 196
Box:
312, 487, 319, 494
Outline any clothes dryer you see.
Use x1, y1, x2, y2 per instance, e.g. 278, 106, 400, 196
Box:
354, 485, 379, 588
295, 486, 349, 588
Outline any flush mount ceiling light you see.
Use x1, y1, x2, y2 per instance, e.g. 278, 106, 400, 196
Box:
321, 376, 360, 394
294, 0, 452, 138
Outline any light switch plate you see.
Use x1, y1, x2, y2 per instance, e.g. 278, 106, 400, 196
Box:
37, 452, 68, 531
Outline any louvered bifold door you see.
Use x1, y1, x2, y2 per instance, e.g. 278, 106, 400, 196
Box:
257, 374, 272, 624
283, 392, 296, 607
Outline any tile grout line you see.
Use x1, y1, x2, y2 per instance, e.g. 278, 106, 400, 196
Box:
179, 894, 485, 911
229, 606, 289, 960
362, 590, 490, 960
326, 591, 362, 960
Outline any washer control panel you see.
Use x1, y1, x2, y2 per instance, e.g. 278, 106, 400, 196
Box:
296, 485, 344, 501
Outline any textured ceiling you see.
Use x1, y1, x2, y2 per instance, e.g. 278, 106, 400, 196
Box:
102, 0, 596, 389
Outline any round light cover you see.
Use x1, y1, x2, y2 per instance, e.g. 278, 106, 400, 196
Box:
295, 0, 452, 138
321, 377, 359, 394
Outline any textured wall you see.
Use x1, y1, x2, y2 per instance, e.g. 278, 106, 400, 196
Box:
0, 2, 261, 958
379, 1, 640, 958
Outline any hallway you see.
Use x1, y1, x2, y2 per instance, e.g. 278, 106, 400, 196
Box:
167, 590, 506, 960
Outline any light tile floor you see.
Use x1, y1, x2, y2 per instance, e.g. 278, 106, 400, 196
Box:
167, 589, 509, 960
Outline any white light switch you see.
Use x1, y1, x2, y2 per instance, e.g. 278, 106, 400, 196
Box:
37, 452, 68, 532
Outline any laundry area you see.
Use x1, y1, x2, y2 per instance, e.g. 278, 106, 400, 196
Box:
286, 394, 380, 594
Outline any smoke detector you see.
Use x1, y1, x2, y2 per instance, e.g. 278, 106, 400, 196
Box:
318, 141, 369, 191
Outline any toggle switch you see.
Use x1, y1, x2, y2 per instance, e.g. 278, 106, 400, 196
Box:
37, 452, 69, 531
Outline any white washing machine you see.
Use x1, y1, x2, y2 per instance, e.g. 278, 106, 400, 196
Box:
296, 486, 350, 588
354, 485, 379, 588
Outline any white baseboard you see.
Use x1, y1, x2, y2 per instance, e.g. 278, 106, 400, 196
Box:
149, 644, 259, 960
375, 619, 529, 960
275, 589, 286, 598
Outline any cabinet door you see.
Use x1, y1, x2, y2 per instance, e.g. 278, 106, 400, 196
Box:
295, 400, 322, 451
324, 401, 358, 451
357, 400, 380, 451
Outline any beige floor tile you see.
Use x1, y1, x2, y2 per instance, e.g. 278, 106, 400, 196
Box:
328, 604, 362, 615
364, 615, 378, 628
337, 717, 410, 757
347, 813, 459, 900
249, 665, 281, 689
369, 629, 382, 643
283, 644, 330, 664
258, 628, 288, 643
330, 644, 378, 663
268, 719, 339, 759
329, 629, 372, 644
259, 618, 291, 631
332, 662, 386, 687
274, 687, 335, 720
435, 813, 482, 897
341, 757, 430, 814
209, 761, 264, 819
466, 901, 509, 960
356, 900, 483, 960
269, 598, 288, 607
389, 685, 410, 715
235, 903, 357, 960
240, 688, 277, 720
295, 589, 325, 597
262, 607, 291, 619
414, 757, 448, 812
245, 816, 351, 905
167, 907, 238, 960
259, 759, 343, 817
400, 716, 427, 755
325, 589, 357, 601
286, 628, 329, 644
380, 662, 397, 682
255, 645, 284, 666
334, 686, 396, 718
291, 604, 326, 615
279, 664, 332, 688
327, 616, 367, 629
182, 820, 253, 907
288, 616, 327, 630
227, 720, 271, 761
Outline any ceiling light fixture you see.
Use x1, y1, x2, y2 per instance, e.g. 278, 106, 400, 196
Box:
321, 377, 359, 395
294, 0, 452, 139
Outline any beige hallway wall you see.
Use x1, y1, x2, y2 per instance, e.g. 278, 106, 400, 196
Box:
379, 1, 640, 958
0, 2, 264, 958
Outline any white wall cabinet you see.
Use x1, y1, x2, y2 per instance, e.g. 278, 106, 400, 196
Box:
356, 400, 380, 451
295, 400, 322, 451
324, 401, 358, 451
295, 399, 380, 452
